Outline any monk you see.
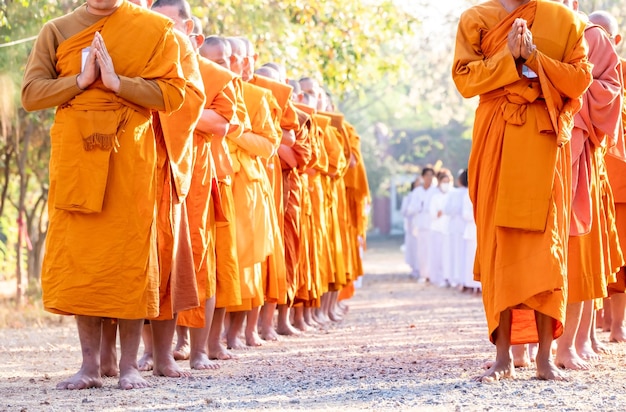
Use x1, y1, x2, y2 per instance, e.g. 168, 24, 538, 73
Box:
452, 0, 592, 381
553, 1, 624, 371
209, 38, 279, 349
196, 34, 249, 360
593, 10, 626, 343
22, 0, 185, 389
181, 17, 243, 367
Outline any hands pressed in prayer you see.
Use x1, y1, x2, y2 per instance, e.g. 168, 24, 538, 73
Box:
93, 31, 121, 93
519, 20, 536, 60
507, 18, 524, 59
76, 36, 100, 90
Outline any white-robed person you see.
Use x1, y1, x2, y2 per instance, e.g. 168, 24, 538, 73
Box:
461, 170, 480, 292
444, 169, 468, 288
406, 167, 437, 281
401, 178, 421, 278
429, 169, 453, 287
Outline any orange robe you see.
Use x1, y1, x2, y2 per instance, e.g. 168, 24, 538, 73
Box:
452, 0, 592, 344
152, 31, 206, 322
178, 56, 240, 328
567, 24, 624, 304
294, 103, 328, 306
23, 2, 186, 318
226, 82, 280, 312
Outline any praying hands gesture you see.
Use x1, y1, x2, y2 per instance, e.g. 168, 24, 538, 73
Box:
508, 18, 536, 60
76, 32, 120, 92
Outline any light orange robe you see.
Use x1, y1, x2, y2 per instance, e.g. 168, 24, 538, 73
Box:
152, 31, 206, 322
226, 82, 280, 311
178, 56, 240, 327
567, 24, 624, 304
452, 0, 592, 344
24, 2, 186, 319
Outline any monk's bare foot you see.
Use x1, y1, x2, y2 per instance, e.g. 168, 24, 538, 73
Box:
511, 345, 531, 368
610, 327, 626, 343
313, 311, 330, 326
555, 348, 590, 370
100, 358, 119, 377
259, 327, 279, 342
209, 345, 238, 360
591, 340, 612, 355
329, 310, 343, 323
475, 358, 514, 383
190, 353, 220, 370
173, 343, 190, 361
153, 357, 191, 378
137, 353, 154, 372
245, 331, 263, 347
119, 366, 150, 390
337, 301, 349, 315
536, 359, 568, 381
577, 342, 601, 361
57, 367, 103, 390
293, 317, 313, 332
227, 337, 248, 350
277, 322, 301, 336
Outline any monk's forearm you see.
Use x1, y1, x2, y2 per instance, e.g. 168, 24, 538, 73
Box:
196, 109, 229, 138
281, 129, 296, 147
278, 145, 297, 169
116, 77, 166, 111
452, 47, 520, 98
236, 132, 275, 159
22, 75, 82, 111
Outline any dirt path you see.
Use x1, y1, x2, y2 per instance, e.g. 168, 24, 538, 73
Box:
2, 236, 626, 411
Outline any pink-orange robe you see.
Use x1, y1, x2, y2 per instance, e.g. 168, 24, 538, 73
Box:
452, 0, 592, 344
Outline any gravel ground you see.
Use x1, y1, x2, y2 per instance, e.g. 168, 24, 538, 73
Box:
2, 236, 626, 411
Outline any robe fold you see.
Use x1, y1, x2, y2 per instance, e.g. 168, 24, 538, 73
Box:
452, 0, 592, 344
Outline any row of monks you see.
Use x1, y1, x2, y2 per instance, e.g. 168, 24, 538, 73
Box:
453, 0, 626, 382
20, 0, 369, 389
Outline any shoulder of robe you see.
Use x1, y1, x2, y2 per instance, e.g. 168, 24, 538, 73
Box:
314, 113, 332, 131
241, 82, 269, 105
249, 75, 293, 109
295, 107, 311, 128
294, 102, 317, 116
318, 110, 345, 131
118, 1, 174, 36
537, 1, 586, 34
197, 56, 236, 89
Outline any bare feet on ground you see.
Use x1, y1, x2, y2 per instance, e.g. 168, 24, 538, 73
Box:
577, 342, 601, 361
100, 353, 119, 377
277, 322, 301, 336
57, 367, 103, 390
137, 353, 154, 372
591, 339, 612, 355
152, 357, 192, 378
476, 358, 514, 383
610, 327, 626, 343
554, 348, 590, 370
259, 327, 279, 341
119, 366, 150, 390
190, 353, 220, 370
209, 344, 238, 360
227, 336, 248, 350
536, 359, 568, 381
246, 331, 263, 347
293, 317, 314, 332
173, 343, 190, 361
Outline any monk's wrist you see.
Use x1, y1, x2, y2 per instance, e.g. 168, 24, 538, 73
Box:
76, 74, 86, 91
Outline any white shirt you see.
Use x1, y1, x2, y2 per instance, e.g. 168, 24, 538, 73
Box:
407, 185, 437, 230
430, 189, 450, 234
445, 186, 467, 235
462, 190, 476, 241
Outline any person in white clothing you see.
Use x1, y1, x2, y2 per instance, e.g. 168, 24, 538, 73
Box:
429, 169, 453, 287
445, 169, 468, 289
461, 171, 481, 292
406, 167, 437, 281
401, 178, 421, 278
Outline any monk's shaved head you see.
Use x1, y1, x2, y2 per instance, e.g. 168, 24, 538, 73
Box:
151, 0, 191, 19
238, 37, 257, 81
191, 16, 202, 35
589, 11, 620, 44
152, 0, 193, 34
288, 79, 301, 95
262, 62, 287, 83
255, 66, 280, 81
225, 37, 245, 76
200, 36, 230, 69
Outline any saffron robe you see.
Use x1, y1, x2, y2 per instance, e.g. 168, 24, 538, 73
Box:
23, 2, 186, 318
452, 0, 592, 344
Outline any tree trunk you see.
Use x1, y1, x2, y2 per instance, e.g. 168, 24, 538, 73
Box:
15, 128, 30, 307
